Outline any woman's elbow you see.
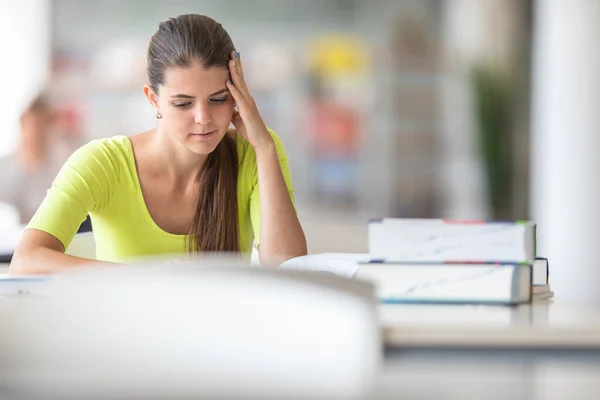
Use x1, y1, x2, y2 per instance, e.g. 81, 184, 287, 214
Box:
259, 241, 307, 266
9, 250, 34, 276
294, 239, 308, 258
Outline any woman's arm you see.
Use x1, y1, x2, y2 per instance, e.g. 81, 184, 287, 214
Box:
10, 229, 109, 275
10, 139, 117, 275
225, 51, 307, 265
254, 141, 307, 265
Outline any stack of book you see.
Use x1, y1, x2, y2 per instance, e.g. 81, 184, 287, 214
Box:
281, 218, 552, 305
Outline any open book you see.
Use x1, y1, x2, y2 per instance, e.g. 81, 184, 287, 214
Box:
279, 253, 371, 278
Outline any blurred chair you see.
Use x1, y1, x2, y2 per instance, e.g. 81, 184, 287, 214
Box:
0, 201, 20, 229
64, 231, 96, 260
0, 261, 381, 399
0, 202, 25, 263
77, 215, 93, 233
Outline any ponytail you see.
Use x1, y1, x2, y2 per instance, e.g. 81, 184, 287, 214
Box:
187, 134, 239, 253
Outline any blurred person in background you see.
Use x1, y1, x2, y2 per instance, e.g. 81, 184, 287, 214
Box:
0, 93, 66, 224
10, 14, 307, 275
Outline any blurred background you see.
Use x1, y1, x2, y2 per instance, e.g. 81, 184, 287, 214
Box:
1, 1, 599, 304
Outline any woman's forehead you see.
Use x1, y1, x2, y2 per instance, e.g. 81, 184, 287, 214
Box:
162, 61, 229, 96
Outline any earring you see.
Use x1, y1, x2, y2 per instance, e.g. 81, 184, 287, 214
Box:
156, 110, 163, 119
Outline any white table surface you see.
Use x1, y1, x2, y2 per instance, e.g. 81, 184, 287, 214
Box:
380, 299, 600, 348
3, 262, 599, 350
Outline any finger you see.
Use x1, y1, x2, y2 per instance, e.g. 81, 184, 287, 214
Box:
232, 110, 243, 127
229, 52, 249, 94
231, 110, 247, 138
229, 60, 249, 95
231, 50, 243, 76
226, 79, 247, 105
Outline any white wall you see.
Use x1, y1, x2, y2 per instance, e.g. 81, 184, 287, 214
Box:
531, 0, 600, 307
0, 0, 51, 157
438, 0, 493, 219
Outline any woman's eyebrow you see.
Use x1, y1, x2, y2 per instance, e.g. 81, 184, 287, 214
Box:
170, 94, 195, 99
209, 88, 229, 96
170, 88, 228, 98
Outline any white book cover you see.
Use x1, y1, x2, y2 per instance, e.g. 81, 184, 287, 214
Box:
357, 262, 531, 305
368, 218, 536, 263
280, 253, 531, 305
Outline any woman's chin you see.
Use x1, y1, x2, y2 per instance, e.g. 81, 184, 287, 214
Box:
186, 142, 219, 155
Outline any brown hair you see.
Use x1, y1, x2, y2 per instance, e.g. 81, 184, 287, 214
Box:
20, 93, 51, 123
147, 14, 240, 254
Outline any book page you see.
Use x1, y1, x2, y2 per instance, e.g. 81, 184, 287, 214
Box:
279, 253, 371, 278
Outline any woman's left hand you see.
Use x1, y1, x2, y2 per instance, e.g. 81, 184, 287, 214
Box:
226, 51, 274, 151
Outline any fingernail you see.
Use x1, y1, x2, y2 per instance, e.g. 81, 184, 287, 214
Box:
235, 51, 240, 58
227, 80, 232, 85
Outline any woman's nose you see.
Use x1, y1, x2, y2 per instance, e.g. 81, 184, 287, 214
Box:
194, 105, 212, 125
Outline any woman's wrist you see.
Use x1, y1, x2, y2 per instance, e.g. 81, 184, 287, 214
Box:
252, 133, 276, 156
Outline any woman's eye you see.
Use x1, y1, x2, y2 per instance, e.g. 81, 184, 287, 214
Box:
210, 97, 227, 104
173, 102, 192, 108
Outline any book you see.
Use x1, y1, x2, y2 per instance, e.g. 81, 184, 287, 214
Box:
359, 261, 531, 305
368, 218, 536, 263
280, 254, 532, 305
532, 284, 554, 300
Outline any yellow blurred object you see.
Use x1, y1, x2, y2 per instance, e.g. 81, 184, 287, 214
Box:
308, 34, 369, 78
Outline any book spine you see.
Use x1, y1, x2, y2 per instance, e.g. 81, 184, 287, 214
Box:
535, 257, 549, 284
362, 260, 530, 266
368, 218, 532, 225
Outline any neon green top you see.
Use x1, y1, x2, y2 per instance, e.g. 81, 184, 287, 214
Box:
27, 129, 294, 262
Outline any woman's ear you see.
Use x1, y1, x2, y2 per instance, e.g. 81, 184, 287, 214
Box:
143, 84, 159, 110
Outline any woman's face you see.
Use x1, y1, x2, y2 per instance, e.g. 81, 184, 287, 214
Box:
149, 60, 235, 155
21, 108, 54, 148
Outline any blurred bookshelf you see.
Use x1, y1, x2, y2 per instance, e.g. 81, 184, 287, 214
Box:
49, 0, 445, 218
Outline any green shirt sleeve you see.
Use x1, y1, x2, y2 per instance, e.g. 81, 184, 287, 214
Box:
249, 129, 296, 247
27, 139, 118, 250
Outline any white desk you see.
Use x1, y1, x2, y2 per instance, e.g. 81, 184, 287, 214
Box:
1, 270, 597, 350
377, 301, 600, 399
1, 273, 600, 399
381, 300, 600, 349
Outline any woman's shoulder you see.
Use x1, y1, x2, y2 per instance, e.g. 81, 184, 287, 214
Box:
74, 135, 131, 158
66, 135, 132, 175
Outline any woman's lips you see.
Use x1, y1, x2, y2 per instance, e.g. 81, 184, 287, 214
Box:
190, 130, 217, 139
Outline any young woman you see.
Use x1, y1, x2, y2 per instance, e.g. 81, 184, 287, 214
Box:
10, 14, 307, 275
